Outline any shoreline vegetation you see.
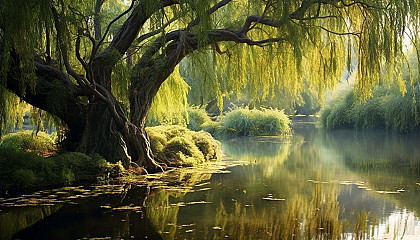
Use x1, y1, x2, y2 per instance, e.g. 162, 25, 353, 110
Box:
0, 108, 291, 196
320, 83, 420, 133
187, 107, 291, 136
321, 52, 419, 134
0, 131, 125, 196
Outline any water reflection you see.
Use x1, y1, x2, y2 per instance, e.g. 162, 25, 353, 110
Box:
0, 185, 164, 240
146, 181, 383, 239
1, 126, 420, 239
146, 127, 420, 239
0, 204, 62, 240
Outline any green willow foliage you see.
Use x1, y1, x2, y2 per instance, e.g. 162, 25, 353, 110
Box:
0, 0, 128, 134
1, 0, 419, 137
0, 0, 47, 135
0, 89, 27, 135
321, 51, 420, 133
146, 66, 190, 126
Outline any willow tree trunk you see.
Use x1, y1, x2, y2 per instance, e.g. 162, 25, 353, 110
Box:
75, 101, 130, 166
75, 95, 163, 172
73, 54, 164, 172
127, 73, 165, 169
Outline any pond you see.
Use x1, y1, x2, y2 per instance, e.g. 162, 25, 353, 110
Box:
1, 123, 420, 239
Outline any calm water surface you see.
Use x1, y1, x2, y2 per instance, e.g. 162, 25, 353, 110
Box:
1, 124, 420, 239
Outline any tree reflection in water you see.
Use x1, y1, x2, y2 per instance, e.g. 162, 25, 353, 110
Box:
146, 127, 420, 239
147, 182, 382, 239
2, 127, 420, 239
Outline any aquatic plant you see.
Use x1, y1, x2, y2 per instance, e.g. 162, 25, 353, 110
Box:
0, 130, 55, 155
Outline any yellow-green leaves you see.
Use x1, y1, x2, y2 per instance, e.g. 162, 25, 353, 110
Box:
147, 66, 190, 126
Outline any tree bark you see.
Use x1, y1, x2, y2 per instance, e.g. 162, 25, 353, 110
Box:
75, 100, 131, 166
5, 54, 87, 149
94, 0, 105, 41
75, 95, 163, 172
72, 46, 165, 171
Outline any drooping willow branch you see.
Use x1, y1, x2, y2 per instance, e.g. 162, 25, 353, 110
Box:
186, 0, 232, 30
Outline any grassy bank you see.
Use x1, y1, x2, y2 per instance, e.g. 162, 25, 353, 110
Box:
0, 131, 123, 195
0, 126, 223, 194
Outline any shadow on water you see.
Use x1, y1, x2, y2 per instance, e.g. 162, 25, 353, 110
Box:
0, 162, 230, 240
0, 185, 163, 240
1, 124, 420, 239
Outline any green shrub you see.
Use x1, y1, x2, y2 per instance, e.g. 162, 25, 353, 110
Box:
319, 108, 332, 129
163, 136, 205, 165
187, 107, 213, 131
218, 108, 291, 136
320, 84, 420, 133
321, 91, 354, 129
192, 131, 221, 161
201, 120, 221, 135
352, 96, 385, 130
148, 125, 189, 139
12, 169, 37, 187
382, 92, 419, 133
50, 152, 91, 172
0, 147, 56, 191
0, 130, 55, 155
147, 125, 221, 166
0, 146, 121, 193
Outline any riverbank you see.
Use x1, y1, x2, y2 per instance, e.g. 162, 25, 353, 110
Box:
0, 126, 223, 197
0, 147, 125, 197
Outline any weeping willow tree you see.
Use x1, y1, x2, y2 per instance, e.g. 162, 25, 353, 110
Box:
0, 0, 419, 172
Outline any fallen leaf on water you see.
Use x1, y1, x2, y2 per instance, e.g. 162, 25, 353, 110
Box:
263, 197, 285, 201
195, 182, 210, 187
186, 201, 212, 205
191, 187, 211, 192
181, 224, 195, 228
